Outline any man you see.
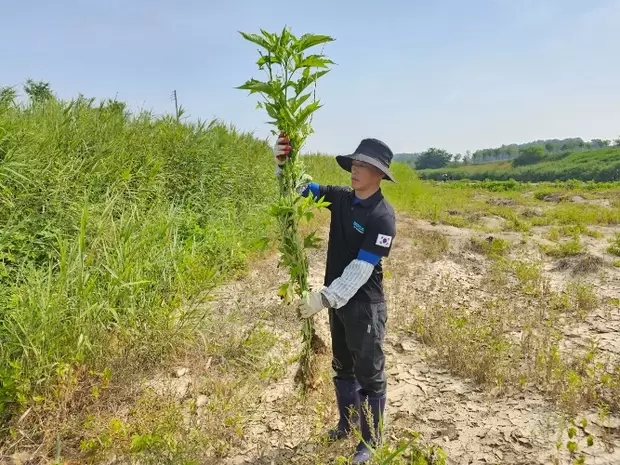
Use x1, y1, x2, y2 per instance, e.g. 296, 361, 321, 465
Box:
273, 134, 397, 464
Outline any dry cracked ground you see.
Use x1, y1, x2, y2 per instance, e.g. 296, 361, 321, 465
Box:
119, 197, 619, 465
8, 194, 618, 465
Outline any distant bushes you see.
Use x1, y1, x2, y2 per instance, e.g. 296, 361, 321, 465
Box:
512, 146, 545, 167
418, 148, 620, 183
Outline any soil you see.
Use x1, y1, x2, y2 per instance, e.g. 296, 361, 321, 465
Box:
31, 209, 616, 465
201, 213, 620, 465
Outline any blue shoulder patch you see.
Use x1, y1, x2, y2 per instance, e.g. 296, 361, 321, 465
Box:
353, 221, 365, 234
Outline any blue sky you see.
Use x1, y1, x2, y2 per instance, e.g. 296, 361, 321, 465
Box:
2, 0, 619, 155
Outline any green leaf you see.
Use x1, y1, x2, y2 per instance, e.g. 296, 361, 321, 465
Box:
264, 102, 280, 120
568, 427, 576, 439
295, 34, 335, 53
296, 101, 322, 126
290, 92, 313, 113
295, 70, 330, 94
259, 28, 279, 51
257, 53, 274, 67
586, 435, 594, 447
303, 232, 322, 249
277, 282, 294, 304
236, 79, 274, 96
238, 31, 271, 51
298, 54, 335, 69
279, 26, 292, 50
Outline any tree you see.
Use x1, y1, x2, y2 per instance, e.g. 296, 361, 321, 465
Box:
414, 148, 452, 170
591, 138, 610, 149
545, 142, 554, 152
512, 145, 545, 167
24, 79, 53, 104
614, 136, 620, 147
453, 153, 463, 163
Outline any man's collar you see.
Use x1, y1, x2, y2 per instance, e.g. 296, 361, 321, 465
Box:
352, 188, 383, 207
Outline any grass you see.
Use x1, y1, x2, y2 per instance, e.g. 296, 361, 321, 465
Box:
0, 93, 279, 440
416, 147, 620, 183
305, 156, 620, 234
607, 233, 620, 256
407, 255, 619, 416
411, 229, 450, 261
3, 87, 620, 464
468, 235, 512, 258
542, 236, 584, 258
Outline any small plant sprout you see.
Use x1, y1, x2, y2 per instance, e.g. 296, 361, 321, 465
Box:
237, 26, 335, 393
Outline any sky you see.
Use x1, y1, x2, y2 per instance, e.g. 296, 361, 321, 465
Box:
2, 0, 619, 155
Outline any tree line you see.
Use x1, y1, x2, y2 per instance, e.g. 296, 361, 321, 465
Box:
395, 137, 620, 170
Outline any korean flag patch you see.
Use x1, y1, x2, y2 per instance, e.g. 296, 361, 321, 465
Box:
376, 233, 392, 248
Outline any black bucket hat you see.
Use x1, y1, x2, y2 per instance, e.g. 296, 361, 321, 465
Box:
336, 138, 396, 183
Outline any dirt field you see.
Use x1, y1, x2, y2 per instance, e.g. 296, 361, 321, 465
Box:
177, 206, 620, 465
7, 191, 618, 465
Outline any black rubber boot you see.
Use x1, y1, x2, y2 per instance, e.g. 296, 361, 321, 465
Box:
352, 393, 386, 464
327, 378, 361, 441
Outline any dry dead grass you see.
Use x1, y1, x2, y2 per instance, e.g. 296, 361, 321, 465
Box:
554, 255, 606, 275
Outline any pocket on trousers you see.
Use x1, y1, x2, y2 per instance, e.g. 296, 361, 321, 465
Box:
354, 301, 385, 341
371, 301, 387, 342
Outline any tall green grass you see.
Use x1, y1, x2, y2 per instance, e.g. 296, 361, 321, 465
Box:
0, 94, 277, 423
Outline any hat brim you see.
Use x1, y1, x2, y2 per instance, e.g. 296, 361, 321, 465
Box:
336, 153, 397, 183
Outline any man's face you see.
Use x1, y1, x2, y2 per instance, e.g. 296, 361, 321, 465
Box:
351, 160, 383, 191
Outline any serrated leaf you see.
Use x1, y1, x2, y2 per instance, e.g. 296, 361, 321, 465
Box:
295, 34, 335, 53
257, 54, 274, 67
295, 70, 330, 94
239, 31, 271, 50
290, 93, 312, 113
236, 79, 274, 96
278, 26, 293, 51
264, 102, 280, 119
296, 101, 322, 126
298, 55, 335, 69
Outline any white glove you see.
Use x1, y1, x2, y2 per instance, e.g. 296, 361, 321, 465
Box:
273, 132, 291, 167
296, 291, 330, 318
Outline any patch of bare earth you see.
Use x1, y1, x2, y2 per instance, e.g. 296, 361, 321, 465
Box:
190, 211, 618, 464
381, 216, 620, 465
34, 211, 617, 465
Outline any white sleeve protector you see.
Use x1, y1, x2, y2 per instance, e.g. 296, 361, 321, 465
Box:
321, 259, 375, 309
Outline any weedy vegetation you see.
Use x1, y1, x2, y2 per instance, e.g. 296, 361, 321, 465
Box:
0, 81, 280, 453
2, 26, 620, 465
236, 26, 336, 392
